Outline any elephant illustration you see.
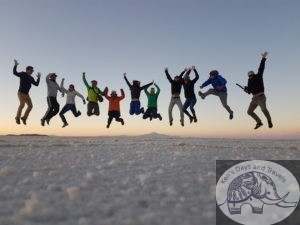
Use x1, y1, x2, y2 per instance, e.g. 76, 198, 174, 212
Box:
218, 171, 298, 215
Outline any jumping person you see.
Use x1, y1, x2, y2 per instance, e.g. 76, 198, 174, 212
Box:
82, 72, 105, 116
59, 78, 86, 128
13, 59, 41, 125
243, 51, 273, 129
198, 70, 234, 120
182, 66, 199, 123
165, 67, 187, 126
143, 83, 162, 121
41, 73, 62, 126
104, 87, 125, 128
123, 73, 153, 115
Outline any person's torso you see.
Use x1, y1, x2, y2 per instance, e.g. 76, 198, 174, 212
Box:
171, 81, 182, 95
87, 87, 100, 102
130, 86, 142, 99
147, 94, 158, 108
109, 98, 121, 111
248, 76, 264, 95
47, 81, 59, 97
19, 72, 33, 94
183, 81, 196, 98
211, 76, 227, 92
66, 91, 77, 104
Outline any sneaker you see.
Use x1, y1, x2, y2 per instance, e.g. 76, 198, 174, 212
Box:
62, 123, 69, 128
189, 116, 193, 123
170, 120, 173, 126
180, 120, 184, 127
229, 114, 233, 120
268, 120, 273, 128
198, 91, 205, 99
158, 115, 162, 121
254, 122, 263, 130
141, 107, 145, 114
15, 117, 21, 125
193, 116, 197, 123
77, 111, 81, 116
150, 116, 153, 121
21, 117, 27, 125
106, 124, 110, 128
41, 119, 45, 126
121, 119, 124, 125
46, 119, 50, 125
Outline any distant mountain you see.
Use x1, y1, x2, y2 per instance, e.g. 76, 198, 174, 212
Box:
138, 132, 177, 139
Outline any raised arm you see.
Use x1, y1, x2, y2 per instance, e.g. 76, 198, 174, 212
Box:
179, 68, 187, 78
144, 87, 150, 96
60, 78, 67, 93
192, 67, 199, 83
82, 72, 91, 89
257, 51, 268, 77
32, 73, 41, 86
123, 73, 132, 88
104, 87, 111, 100
200, 78, 211, 88
45, 73, 52, 84
141, 81, 153, 90
155, 83, 160, 96
13, 60, 21, 77
120, 89, 125, 100
165, 68, 172, 83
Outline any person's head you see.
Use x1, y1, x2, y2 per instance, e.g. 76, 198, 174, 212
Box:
91, 80, 97, 87
209, 70, 219, 79
26, 66, 34, 75
248, 71, 255, 80
174, 76, 180, 83
133, 80, 140, 87
69, 84, 75, 91
183, 74, 190, 84
50, 73, 57, 81
111, 90, 117, 98
150, 87, 155, 95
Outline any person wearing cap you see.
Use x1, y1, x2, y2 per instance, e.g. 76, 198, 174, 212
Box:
243, 51, 273, 129
41, 72, 62, 126
123, 73, 153, 115
104, 87, 125, 128
198, 70, 234, 120
82, 72, 105, 116
143, 83, 162, 121
12, 59, 41, 125
182, 66, 199, 123
59, 78, 86, 128
165, 67, 187, 126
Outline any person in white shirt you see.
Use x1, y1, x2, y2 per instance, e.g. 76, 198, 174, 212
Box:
59, 78, 86, 128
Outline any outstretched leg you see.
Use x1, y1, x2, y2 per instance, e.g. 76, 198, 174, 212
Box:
70, 104, 81, 117
59, 104, 71, 127
168, 98, 176, 125
200, 88, 218, 99
143, 108, 151, 120
183, 99, 193, 123
175, 98, 184, 126
218, 92, 234, 119
189, 98, 197, 122
257, 95, 272, 128
247, 98, 262, 129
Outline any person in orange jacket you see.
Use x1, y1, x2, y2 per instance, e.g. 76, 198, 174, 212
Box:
104, 87, 125, 128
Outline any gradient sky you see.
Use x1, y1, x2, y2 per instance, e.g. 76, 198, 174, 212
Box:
0, 0, 299, 138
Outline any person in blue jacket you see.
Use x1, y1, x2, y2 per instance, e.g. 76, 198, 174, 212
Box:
198, 70, 234, 119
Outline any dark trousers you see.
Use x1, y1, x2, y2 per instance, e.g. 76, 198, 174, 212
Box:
43, 96, 60, 121
129, 101, 143, 115
143, 107, 161, 120
108, 111, 123, 125
87, 102, 99, 116
59, 104, 80, 124
183, 98, 197, 118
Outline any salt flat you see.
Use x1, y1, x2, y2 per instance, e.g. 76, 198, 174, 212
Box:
0, 136, 299, 225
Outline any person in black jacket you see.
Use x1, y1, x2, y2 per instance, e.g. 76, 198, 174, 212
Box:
165, 67, 187, 126
13, 59, 41, 125
182, 66, 199, 123
244, 51, 273, 129
123, 73, 153, 115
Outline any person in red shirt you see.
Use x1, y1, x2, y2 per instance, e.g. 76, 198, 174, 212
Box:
104, 87, 125, 128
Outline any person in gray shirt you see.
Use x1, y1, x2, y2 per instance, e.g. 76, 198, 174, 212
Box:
41, 73, 62, 126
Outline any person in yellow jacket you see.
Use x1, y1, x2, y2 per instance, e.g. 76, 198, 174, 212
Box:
82, 72, 105, 116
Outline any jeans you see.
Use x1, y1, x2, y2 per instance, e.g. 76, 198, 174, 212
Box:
129, 101, 143, 115
59, 104, 81, 124
183, 98, 197, 118
42, 97, 60, 121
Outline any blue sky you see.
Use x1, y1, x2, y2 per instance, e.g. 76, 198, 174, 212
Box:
0, 0, 300, 138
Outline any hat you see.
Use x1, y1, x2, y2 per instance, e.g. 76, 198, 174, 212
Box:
209, 70, 219, 76
248, 71, 255, 76
50, 73, 57, 77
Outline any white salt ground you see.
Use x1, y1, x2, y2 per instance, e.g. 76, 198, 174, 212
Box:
0, 135, 299, 225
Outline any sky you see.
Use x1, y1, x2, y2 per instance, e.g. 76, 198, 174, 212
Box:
0, 0, 300, 138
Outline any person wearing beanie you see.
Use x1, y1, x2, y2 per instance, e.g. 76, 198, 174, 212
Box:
104, 87, 125, 128
82, 72, 105, 117
12, 59, 41, 125
123, 73, 153, 115
143, 83, 162, 121
165, 67, 187, 126
199, 70, 234, 120
182, 66, 199, 123
243, 51, 273, 129
59, 78, 86, 128
41, 73, 62, 126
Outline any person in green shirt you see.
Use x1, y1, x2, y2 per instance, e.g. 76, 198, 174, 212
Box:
143, 83, 162, 121
82, 72, 105, 116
